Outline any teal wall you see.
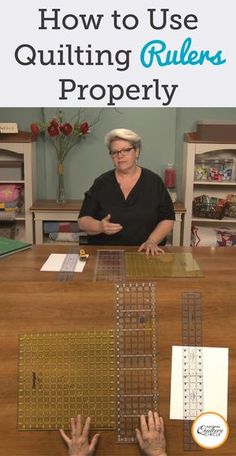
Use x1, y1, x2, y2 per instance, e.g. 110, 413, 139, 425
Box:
1, 108, 236, 200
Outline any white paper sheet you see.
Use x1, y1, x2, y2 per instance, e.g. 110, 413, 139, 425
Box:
170, 346, 229, 420
40, 254, 87, 272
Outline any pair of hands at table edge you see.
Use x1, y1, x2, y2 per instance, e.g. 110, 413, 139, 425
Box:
81, 214, 168, 256
60, 410, 167, 456
102, 215, 170, 256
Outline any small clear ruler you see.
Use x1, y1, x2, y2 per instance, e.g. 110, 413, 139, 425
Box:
94, 249, 125, 282
182, 292, 203, 451
57, 249, 80, 282
115, 282, 158, 442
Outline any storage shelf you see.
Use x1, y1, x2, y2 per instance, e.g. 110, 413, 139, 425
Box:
0, 180, 25, 184
194, 181, 236, 186
43, 238, 79, 245
183, 135, 236, 246
0, 132, 36, 243
15, 214, 25, 221
192, 217, 236, 223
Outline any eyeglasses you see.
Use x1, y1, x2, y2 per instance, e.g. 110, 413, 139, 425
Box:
109, 146, 134, 158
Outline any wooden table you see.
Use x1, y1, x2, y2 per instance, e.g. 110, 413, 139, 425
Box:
0, 245, 235, 456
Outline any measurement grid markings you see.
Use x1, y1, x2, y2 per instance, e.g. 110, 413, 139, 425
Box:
58, 251, 80, 282
115, 282, 158, 442
182, 292, 203, 451
94, 250, 125, 281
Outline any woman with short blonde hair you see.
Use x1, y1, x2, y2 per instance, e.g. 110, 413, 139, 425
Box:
104, 128, 142, 151
79, 128, 175, 255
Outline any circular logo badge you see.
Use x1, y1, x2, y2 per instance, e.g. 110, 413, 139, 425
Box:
191, 412, 229, 449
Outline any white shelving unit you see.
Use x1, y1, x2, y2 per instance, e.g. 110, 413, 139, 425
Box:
0, 132, 36, 243
182, 132, 236, 246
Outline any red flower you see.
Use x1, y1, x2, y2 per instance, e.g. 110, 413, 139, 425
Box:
50, 119, 59, 128
80, 121, 89, 134
47, 124, 60, 137
29, 111, 95, 160
60, 123, 73, 136
30, 123, 40, 137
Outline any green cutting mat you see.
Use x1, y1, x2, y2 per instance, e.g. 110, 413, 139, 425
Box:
18, 331, 116, 430
125, 252, 203, 278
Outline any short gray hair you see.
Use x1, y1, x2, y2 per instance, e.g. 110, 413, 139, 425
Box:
104, 128, 141, 151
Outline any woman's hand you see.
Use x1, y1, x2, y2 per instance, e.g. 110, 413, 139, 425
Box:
59, 415, 100, 456
100, 214, 123, 235
136, 411, 167, 456
138, 239, 164, 256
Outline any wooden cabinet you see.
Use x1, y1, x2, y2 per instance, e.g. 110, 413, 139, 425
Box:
30, 199, 82, 244
182, 132, 236, 246
0, 132, 36, 243
30, 199, 185, 246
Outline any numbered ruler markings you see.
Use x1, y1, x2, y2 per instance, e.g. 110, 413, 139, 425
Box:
115, 282, 158, 443
182, 292, 203, 452
94, 249, 125, 282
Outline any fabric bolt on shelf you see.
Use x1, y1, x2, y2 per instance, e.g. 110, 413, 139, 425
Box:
48, 232, 81, 242
43, 221, 79, 234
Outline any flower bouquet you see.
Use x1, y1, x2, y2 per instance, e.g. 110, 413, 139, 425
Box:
31, 110, 94, 202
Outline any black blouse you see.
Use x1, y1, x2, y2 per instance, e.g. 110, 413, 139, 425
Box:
79, 167, 175, 245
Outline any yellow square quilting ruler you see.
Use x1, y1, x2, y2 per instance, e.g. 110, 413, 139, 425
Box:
125, 252, 203, 278
18, 331, 116, 430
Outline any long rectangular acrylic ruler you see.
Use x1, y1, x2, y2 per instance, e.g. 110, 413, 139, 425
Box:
182, 292, 203, 451
58, 252, 80, 281
115, 282, 158, 442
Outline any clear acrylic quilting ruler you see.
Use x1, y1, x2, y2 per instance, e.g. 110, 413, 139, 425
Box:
182, 292, 203, 451
58, 251, 79, 282
115, 282, 158, 442
94, 249, 125, 282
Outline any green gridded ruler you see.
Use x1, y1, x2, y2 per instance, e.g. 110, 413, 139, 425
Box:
115, 282, 158, 442
182, 292, 203, 451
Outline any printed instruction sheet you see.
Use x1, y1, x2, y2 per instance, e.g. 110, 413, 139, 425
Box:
40, 254, 86, 272
170, 346, 229, 420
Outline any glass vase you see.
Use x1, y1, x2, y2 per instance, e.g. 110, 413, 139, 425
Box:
57, 161, 65, 203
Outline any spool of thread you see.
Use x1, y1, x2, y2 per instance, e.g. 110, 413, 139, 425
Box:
164, 164, 176, 188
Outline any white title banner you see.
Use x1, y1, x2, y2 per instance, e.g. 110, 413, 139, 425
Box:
0, 0, 235, 106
